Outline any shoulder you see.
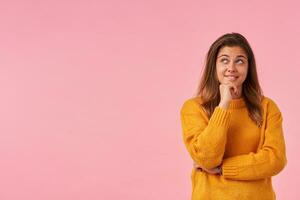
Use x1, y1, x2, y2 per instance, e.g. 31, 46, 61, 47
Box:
180, 96, 204, 114
261, 96, 281, 112
261, 96, 282, 119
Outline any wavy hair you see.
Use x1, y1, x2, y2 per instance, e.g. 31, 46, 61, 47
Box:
196, 32, 263, 127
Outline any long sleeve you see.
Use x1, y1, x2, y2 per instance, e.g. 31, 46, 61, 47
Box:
180, 99, 231, 169
221, 99, 287, 180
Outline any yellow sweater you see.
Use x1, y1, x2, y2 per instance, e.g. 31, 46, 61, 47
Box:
180, 96, 287, 200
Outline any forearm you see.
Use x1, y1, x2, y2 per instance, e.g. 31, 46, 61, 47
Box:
221, 149, 286, 180
182, 106, 231, 169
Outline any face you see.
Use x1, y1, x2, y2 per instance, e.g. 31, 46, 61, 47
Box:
216, 46, 248, 89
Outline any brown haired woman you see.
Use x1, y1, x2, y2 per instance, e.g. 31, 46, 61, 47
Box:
180, 32, 287, 200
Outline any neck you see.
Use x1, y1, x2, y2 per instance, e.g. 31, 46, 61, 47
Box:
232, 85, 243, 99
232, 95, 243, 99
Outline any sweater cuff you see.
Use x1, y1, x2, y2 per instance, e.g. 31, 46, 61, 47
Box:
221, 157, 242, 178
209, 106, 231, 128
221, 165, 238, 177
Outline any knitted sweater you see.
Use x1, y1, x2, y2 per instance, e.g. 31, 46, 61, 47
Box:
180, 96, 287, 200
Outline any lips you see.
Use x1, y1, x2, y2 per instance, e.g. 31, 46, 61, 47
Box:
224, 75, 239, 81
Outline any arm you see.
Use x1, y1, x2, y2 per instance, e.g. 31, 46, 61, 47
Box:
221, 100, 287, 180
180, 99, 231, 169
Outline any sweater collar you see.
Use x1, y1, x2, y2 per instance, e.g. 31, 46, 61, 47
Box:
229, 98, 246, 109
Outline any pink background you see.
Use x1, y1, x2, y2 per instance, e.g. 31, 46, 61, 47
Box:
0, 0, 299, 199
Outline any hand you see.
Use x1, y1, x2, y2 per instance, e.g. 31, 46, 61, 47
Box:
219, 83, 239, 109
193, 161, 221, 175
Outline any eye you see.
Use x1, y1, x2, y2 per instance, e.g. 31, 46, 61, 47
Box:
236, 59, 244, 64
220, 58, 229, 64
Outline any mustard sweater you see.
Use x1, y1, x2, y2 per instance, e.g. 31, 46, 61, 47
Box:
180, 96, 287, 200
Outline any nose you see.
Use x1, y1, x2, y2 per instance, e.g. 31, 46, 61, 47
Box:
227, 62, 237, 72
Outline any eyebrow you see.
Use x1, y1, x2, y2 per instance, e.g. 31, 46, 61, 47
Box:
217, 54, 247, 59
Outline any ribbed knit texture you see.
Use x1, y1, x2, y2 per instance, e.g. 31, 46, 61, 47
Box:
180, 96, 287, 200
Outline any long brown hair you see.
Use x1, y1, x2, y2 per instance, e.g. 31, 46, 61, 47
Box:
196, 32, 263, 127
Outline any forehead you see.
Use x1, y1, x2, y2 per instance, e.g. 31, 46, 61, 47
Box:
217, 46, 247, 57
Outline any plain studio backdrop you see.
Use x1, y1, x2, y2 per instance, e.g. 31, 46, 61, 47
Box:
0, 0, 299, 199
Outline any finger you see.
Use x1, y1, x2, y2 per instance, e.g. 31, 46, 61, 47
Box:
193, 162, 201, 169
228, 83, 238, 94
233, 85, 238, 94
194, 164, 202, 169
202, 169, 218, 174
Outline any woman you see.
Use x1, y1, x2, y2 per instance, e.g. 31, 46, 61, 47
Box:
180, 32, 287, 200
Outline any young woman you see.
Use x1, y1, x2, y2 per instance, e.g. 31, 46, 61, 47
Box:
180, 32, 287, 200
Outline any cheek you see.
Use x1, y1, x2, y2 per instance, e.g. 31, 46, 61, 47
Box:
243, 66, 249, 76
239, 67, 248, 81
216, 65, 225, 75
216, 66, 224, 80
216, 67, 227, 83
